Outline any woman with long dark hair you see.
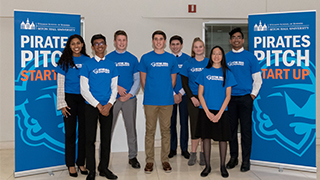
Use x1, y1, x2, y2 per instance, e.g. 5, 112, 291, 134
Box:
195, 46, 237, 178
56, 34, 90, 177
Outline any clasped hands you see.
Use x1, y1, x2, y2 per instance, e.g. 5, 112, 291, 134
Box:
118, 86, 132, 102
97, 103, 112, 116
205, 111, 221, 123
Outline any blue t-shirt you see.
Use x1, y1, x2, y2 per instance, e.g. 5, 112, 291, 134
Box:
226, 50, 261, 96
106, 51, 139, 98
138, 51, 179, 106
179, 57, 209, 95
55, 54, 90, 94
174, 53, 190, 95
79, 57, 119, 106
196, 67, 237, 111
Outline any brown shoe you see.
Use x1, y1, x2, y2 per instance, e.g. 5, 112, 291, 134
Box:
144, 162, 153, 174
162, 162, 172, 173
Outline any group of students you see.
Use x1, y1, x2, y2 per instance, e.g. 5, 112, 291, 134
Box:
56, 27, 262, 180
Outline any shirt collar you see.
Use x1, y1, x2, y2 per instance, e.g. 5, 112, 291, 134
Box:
94, 55, 105, 62
173, 51, 182, 57
116, 50, 126, 54
232, 47, 244, 53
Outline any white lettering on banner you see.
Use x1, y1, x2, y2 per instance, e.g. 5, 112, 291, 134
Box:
254, 49, 309, 67
21, 50, 62, 68
254, 35, 310, 48
253, 34, 310, 67
20, 35, 67, 68
21, 35, 68, 48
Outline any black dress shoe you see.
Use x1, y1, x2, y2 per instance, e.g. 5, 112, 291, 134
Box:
181, 151, 190, 159
129, 157, 141, 169
68, 167, 78, 177
226, 157, 238, 169
220, 166, 229, 178
240, 161, 250, 172
86, 172, 95, 180
200, 166, 211, 177
78, 167, 88, 175
100, 169, 118, 179
168, 150, 177, 158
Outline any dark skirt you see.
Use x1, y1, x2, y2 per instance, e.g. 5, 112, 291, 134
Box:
195, 109, 231, 141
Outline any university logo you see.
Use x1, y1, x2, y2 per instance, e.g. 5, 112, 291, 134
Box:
116, 62, 130, 67
93, 68, 110, 74
15, 56, 65, 154
252, 56, 315, 157
254, 21, 268, 31
227, 61, 244, 66
190, 67, 203, 72
20, 18, 36, 30
75, 64, 82, 68
206, 75, 223, 81
151, 62, 168, 67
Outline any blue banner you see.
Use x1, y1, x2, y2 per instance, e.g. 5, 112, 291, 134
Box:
14, 10, 80, 175
249, 11, 316, 169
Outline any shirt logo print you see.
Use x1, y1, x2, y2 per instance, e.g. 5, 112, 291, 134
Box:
151, 62, 169, 67
190, 67, 203, 72
206, 75, 223, 81
116, 62, 130, 67
93, 68, 110, 74
228, 61, 244, 66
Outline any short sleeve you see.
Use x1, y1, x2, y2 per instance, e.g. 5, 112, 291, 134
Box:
195, 70, 205, 86
179, 61, 189, 77
55, 65, 66, 75
138, 55, 147, 73
133, 57, 139, 73
79, 63, 89, 78
226, 70, 237, 88
112, 63, 119, 78
251, 55, 261, 74
171, 57, 180, 74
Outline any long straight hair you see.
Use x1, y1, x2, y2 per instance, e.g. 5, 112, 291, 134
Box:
57, 34, 89, 72
206, 46, 230, 87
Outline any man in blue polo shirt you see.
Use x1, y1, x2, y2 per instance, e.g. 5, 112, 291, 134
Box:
225, 28, 262, 172
168, 35, 190, 159
107, 30, 141, 169
139, 30, 179, 174
80, 34, 118, 180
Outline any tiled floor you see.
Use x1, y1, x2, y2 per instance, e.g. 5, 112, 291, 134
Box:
0, 143, 318, 180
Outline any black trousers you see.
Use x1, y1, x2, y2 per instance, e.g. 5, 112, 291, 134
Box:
64, 93, 86, 167
85, 104, 113, 172
228, 94, 253, 163
187, 95, 199, 140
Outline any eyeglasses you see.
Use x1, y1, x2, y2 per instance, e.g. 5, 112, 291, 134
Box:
231, 36, 243, 40
93, 42, 106, 46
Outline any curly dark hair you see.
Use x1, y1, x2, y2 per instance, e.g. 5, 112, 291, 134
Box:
57, 34, 89, 72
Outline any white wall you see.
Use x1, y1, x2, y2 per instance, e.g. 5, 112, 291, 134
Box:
1, 0, 320, 149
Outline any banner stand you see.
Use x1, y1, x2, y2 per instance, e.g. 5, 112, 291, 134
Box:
14, 165, 66, 178
249, 10, 316, 171
14, 10, 81, 177
251, 160, 316, 173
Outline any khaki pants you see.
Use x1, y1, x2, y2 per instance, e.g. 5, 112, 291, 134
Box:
144, 105, 173, 163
